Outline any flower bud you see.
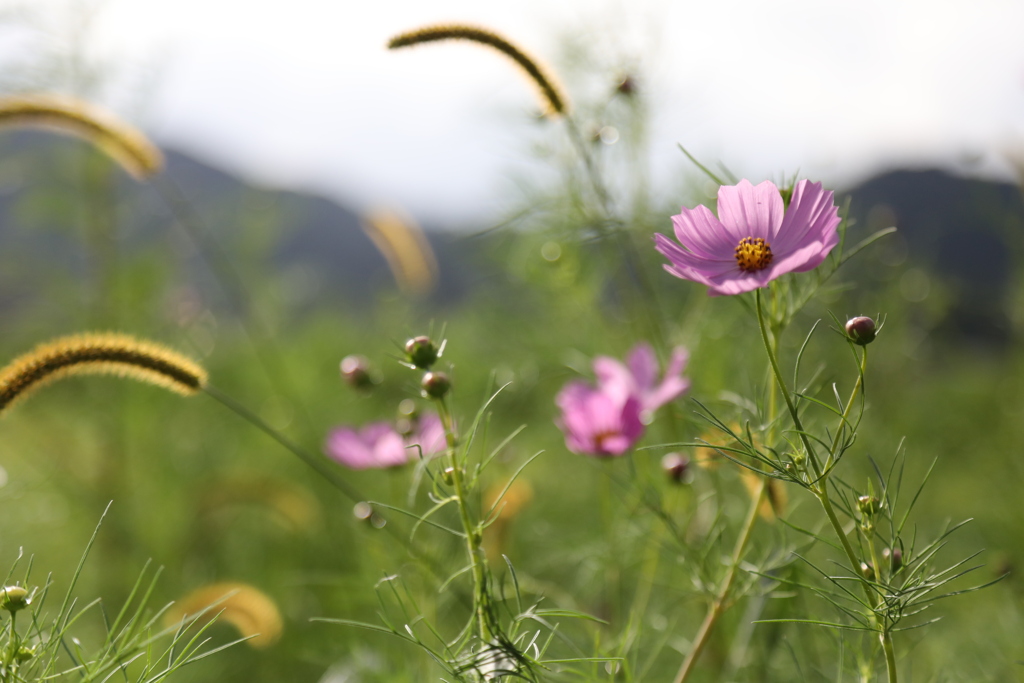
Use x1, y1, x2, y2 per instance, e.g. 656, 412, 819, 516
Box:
352, 501, 373, 522
1, 585, 29, 613
404, 336, 438, 369
661, 453, 690, 484
396, 399, 419, 436
441, 467, 455, 486
421, 371, 451, 399
857, 495, 881, 517
15, 646, 34, 662
615, 74, 637, 96
860, 562, 875, 581
340, 355, 374, 390
845, 317, 877, 346
883, 547, 904, 572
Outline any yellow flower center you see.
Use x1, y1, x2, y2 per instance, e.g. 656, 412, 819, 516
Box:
734, 237, 773, 272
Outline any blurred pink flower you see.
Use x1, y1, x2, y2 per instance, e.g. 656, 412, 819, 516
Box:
654, 179, 841, 296
555, 381, 644, 457
556, 343, 688, 456
594, 343, 689, 417
325, 414, 446, 469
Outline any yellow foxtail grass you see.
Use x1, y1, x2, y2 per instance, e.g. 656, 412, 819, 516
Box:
740, 468, 788, 522
361, 207, 438, 296
0, 93, 164, 179
166, 582, 283, 649
482, 478, 533, 563
387, 24, 569, 116
199, 473, 321, 532
0, 333, 206, 412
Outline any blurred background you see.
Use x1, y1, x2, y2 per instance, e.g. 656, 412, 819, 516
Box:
0, 0, 1022, 681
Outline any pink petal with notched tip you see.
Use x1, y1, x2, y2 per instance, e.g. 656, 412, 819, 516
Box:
717, 180, 785, 243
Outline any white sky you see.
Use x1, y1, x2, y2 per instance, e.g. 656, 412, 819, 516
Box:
8, 0, 1024, 224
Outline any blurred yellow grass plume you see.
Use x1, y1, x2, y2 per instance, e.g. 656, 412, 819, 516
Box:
167, 582, 283, 649
740, 468, 788, 522
388, 24, 569, 117
0, 333, 206, 412
361, 208, 438, 296
483, 478, 533, 563
0, 93, 164, 179
199, 473, 321, 532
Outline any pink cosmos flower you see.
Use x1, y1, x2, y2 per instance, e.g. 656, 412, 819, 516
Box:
555, 381, 644, 457
593, 343, 689, 417
324, 414, 446, 469
654, 179, 841, 297
555, 343, 689, 457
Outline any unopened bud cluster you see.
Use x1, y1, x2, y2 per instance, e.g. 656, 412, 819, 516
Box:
403, 336, 451, 400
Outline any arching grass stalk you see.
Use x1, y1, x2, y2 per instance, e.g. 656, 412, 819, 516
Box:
433, 394, 493, 642
754, 290, 897, 683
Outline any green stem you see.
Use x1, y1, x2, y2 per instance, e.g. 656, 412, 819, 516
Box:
754, 290, 896, 682
826, 347, 868, 470
754, 290, 823, 478
436, 397, 492, 642
866, 521, 898, 683
673, 477, 767, 683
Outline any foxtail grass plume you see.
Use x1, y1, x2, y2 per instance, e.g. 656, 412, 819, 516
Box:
0, 333, 206, 413
361, 208, 438, 296
0, 94, 164, 179
387, 24, 569, 116
166, 583, 283, 649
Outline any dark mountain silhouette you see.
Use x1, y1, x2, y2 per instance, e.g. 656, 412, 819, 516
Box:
0, 130, 1021, 345
844, 169, 1024, 344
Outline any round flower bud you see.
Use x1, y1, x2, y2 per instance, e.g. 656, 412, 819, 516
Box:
845, 316, 877, 346
421, 371, 451, 399
352, 501, 373, 522
661, 453, 690, 484
15, 646, 34, 662
340, 355, 374, 390
857, 495, 881, 517
1, 585, 29, 613
860, 562, 875, 581
615, 74, 637, 96
404, 336, 439, 369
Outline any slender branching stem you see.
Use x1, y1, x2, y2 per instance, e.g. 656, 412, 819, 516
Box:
755, 290, 897, 682
436, 397, 492, 642
673, 477, 767, 683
